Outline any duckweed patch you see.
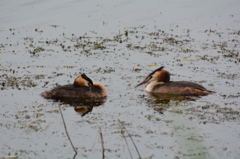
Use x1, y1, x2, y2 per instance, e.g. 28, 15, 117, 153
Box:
184, 103, 240, 123
0, 74, 38, 90
28, 46, 45, 55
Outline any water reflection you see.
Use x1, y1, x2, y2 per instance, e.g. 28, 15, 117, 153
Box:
141, 92, 198, 114
51, 98, 107, 117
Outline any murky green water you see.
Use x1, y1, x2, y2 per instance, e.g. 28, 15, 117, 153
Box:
1, 1, 240, 159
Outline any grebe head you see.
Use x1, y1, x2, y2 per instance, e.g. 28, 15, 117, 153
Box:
73, 73, 93, 88
135, 66, 170, 87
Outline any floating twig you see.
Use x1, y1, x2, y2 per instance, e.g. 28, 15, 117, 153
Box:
118, 119, 142, 159
58, 101, 77, 158
99, 127, 105, 159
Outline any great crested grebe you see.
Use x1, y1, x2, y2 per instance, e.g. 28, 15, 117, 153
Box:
136, 66, 215, 96
41, 73, 107, 99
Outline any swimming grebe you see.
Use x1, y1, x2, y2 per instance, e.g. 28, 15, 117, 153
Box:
136, 66, 215, 96
41, 74, 107, 99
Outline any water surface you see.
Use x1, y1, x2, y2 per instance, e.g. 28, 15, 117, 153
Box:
1, 0, 240, 158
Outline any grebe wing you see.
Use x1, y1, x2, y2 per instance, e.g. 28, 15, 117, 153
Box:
166, 81, 208, 91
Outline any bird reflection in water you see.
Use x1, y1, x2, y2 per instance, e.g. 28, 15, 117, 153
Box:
142, 92, 198, 114
52, 97, 107, 117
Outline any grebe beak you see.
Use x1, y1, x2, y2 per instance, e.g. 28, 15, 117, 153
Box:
135, 78, 150, 87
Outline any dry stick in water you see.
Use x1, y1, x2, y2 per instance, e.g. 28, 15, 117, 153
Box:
118, 119, 142, 159
121, 129, 133, 159
58, 101, 78, 157
99, 127, 105, 159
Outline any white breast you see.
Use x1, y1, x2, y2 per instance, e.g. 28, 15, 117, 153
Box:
145, 81, 165, 92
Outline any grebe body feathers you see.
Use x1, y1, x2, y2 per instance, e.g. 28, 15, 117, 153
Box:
42, 74, 107, 99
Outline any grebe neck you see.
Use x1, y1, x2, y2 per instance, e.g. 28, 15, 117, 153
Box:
145, 81, 165, 92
